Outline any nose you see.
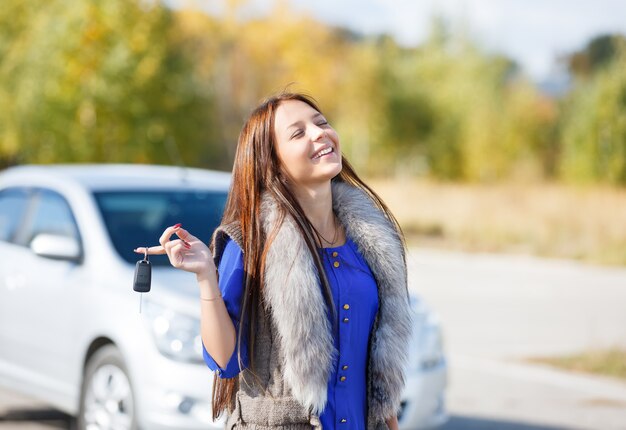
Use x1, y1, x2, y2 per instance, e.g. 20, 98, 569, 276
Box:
312, 124, 326, 141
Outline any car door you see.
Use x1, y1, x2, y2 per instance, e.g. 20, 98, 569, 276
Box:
1, 187, 85, 394
0, 187, 34, 367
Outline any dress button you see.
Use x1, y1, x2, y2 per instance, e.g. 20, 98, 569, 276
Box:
340, 376, 347, 382
342, 365, 348, 370
340, 419, 347, 423
343, 317, 349, 323
333, 261, 340, 268
343, 304, 350, 310
332, 251, 338, 257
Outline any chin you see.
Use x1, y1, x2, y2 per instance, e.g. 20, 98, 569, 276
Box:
325, 162, 343, 180
302, 167, 342, 186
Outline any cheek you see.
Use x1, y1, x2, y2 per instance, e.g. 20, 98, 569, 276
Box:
277, 144, 302, 164
328, 129, 340, 148
276, 144, 311, 177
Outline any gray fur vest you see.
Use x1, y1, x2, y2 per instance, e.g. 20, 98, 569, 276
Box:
211, 181, 413, 429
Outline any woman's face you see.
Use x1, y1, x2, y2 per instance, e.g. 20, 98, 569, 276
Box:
273, 99, 342, 188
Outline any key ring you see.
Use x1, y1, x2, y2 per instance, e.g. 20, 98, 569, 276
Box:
143, 247, 149, 262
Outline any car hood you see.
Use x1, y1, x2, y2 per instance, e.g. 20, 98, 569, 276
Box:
150, 266, 200, 298
119, 265, 202, 317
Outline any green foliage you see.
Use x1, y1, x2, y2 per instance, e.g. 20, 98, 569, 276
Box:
559, 49, 626, 184
364, 25, 555, 182
0, 0, 219, 168
0, 1, 621, 187
567, 34, 626, 78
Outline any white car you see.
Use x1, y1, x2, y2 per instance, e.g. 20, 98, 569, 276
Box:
0, 164, 447, 430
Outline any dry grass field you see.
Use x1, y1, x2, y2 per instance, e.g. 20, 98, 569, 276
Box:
369, 179, 626, 267
528, 348, 626, 381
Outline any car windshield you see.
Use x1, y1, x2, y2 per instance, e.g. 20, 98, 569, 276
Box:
93, 190, 227, 266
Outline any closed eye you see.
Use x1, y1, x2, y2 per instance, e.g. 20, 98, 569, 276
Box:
290, 129, 304, 140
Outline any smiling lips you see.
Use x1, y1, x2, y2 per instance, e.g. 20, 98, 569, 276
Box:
312, 146, 334, 160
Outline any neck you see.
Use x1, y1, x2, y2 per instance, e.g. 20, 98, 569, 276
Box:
291, 182, 333, 229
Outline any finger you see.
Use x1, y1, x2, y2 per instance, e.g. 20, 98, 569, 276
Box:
159, 223, 183, 248
169, 238, 192, 250
168, 242, 189, 268
133, 245, 166, 255
174, 227, 198, 244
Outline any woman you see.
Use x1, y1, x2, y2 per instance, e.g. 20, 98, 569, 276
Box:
134, 93, 413, 430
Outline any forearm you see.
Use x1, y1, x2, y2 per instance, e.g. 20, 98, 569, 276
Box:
198, 270, 236, 368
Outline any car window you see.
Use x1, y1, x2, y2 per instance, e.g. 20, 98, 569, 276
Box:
0, 187, 31, 243
93, 190, 227, 266
18, 189, 81, 246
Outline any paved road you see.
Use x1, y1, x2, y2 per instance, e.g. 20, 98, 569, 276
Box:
2, 248, 626, 429
407, 248, 626, 430
0, 388, 70, 429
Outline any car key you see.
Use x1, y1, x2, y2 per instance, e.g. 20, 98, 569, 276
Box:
133, 248, 151, 313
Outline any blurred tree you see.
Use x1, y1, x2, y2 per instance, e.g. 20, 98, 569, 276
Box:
559, 47, 626, 185
501, 80, 559, 180
0, 0, 220, 168
173, 1, 356, 166
364, 16, 556, 182
330, 38, 384, 173
0, 1, 609, 185
567, 33, 626, 78
168, 0, 355, 164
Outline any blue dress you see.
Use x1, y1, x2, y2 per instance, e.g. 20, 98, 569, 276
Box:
203, 237, 379, 430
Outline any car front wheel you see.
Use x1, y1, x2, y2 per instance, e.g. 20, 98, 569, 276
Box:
78, 344, 138, 430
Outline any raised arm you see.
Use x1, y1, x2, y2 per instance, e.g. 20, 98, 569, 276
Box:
134, 224, 236, 369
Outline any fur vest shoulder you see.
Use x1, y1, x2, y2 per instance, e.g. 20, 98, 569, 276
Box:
211, 181, 413, 429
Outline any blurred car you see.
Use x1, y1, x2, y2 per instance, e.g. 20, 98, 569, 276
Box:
0, 164, 447, 430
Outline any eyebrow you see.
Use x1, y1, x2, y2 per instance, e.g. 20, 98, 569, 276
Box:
287, 112, 324, 130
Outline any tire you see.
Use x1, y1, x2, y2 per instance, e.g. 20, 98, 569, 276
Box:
77, 344, 138, 430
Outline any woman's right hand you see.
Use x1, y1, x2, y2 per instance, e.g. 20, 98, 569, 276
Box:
133, 224, 216, 278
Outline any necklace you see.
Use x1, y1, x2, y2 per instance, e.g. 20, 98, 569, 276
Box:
317, 214, 339, 247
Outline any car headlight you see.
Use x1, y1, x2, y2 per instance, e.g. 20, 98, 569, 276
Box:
144, 301, 204, 364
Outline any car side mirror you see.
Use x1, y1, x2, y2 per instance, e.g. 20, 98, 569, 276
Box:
30, 233, 82, 262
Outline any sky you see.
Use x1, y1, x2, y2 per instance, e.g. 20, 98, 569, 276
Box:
284, 0, 626, 81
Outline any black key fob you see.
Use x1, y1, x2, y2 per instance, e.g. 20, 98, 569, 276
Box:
133, 259, 151, 293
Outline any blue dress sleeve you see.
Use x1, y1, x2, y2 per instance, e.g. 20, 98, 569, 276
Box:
202, 238, 248, 378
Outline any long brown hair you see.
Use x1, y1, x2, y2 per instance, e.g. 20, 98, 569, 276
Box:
211, 92, 406, 420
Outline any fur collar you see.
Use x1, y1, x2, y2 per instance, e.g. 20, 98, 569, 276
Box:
260, 180, 413, 420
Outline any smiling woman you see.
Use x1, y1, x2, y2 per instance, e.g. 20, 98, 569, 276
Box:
134, 92, 412, 430
274, 100, 342, 190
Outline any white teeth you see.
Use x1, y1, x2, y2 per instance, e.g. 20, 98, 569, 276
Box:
314, 147, 333, 159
